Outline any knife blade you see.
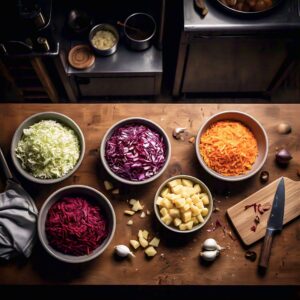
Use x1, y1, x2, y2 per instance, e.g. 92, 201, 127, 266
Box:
258, 177, 285, 268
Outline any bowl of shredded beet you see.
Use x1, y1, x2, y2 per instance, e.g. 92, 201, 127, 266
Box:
100, 117, 171, 185
38, 185, 116, 263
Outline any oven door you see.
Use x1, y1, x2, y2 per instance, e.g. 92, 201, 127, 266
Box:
182, 36, 289, 93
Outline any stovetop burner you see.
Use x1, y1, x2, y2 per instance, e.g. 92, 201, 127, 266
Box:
184, 0, 300, 35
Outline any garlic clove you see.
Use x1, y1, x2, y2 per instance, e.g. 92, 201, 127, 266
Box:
200, 250, 220, 261
277, 123, 292, 135
114, 245, 135, 258
172, 127, 186, 139
202, 238, 224, 251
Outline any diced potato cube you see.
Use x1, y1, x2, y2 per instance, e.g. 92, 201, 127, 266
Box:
173, 218, 182, 227
160, 187, 170, 198
201, 207, 209, 217
140, 211, 146, 218
124, 210, 135, 216
174, 198, 186, 208
138, 230, 144, 239
195, 201, 204, 209
179, 223, 187, 231
127, 220, 133, 225
130, 240, 140, 249
160, 207, 168, 217
186, 197, 193, 205
149, 237, 160, 247
167, 179, 182, 188
200, 193, 209, 205
112, 188, 119, 195
161, 214, 172, 225
182, 179, 194, 187
193, 184, 201, 193
182, 203, 190, 212
139, 236, 149, 248
142, 230, 149, 240
169, 208, 180, 218
191, 194, 200, 203
156, 196, 164, 206
181, 191, 189, 199
104, 180, 113, 190
191, 217, 199, 225
172, 184, 183, 195
197, 214, 204, 223
132, 201, 144, 212
186, 187, 196, 196
145, 246, 157, 257
182, 211, 192, 223
185, 221, 194, 230
190, 205, 201, 216
129, 199, 137, 205
162, 198, 173, 209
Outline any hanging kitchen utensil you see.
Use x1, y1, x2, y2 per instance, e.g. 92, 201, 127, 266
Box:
0, 147, 38, 260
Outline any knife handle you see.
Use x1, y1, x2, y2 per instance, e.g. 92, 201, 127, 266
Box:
259, 228, 274, 268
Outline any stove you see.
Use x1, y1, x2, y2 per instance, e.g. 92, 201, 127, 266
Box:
173, 0, 300, 96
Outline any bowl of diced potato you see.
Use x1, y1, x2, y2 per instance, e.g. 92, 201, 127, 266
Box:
154, 175, 213, 233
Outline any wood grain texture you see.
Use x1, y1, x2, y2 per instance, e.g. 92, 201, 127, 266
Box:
227, 177, 300, 245
0, 103, 299, 285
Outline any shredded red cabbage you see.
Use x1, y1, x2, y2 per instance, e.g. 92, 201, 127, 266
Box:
45, 197, 108, 256
105, 124, 167, 181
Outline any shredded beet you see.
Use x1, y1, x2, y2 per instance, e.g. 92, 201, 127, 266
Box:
250, 225, 257, 232
45, 197, 108, 256
105, 124, 167, 181
257, 204, 265, 215
245, 203, 257, 213
254, 215, 260, 224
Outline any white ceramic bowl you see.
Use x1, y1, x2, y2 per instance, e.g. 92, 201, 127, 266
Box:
38, 185, 116, 264
11, 112, 85, 184
195, 111, 268, 182
100, 117, 171, 185
154, 175, 213, 233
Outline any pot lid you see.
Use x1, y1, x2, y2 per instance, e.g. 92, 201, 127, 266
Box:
68, 44, 95, 70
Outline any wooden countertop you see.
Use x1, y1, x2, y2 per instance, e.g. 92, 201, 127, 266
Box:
0, 103, 299, 285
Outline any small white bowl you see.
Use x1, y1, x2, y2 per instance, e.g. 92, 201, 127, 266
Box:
100, 117, 171, 185
154, 175, 213, 234
11, 112, 85, 184
195, 111, 268, 182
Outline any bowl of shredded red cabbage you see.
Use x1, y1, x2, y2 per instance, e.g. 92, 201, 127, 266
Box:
38, 185, 116, 263
11, 112, 85, 184
100, 117, 171, 185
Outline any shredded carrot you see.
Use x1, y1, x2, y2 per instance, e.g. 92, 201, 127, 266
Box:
199, 121, 258, 176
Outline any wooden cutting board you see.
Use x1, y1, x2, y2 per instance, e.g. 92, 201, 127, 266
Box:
227, 177, 300, 246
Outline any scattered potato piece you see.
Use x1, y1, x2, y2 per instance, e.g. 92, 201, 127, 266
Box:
149, 237, 160, 247
129, 199, 137, 205
142, 230, 149, 240
124, 210, 135, 216
145, 246, 157, 257
130, 240, 140, 249
112, 188, 119, 195
104, 180, 113, 191
140, 211, 146, 218
182, 179, 194, 187
132, 200, 143, 212
127, 220, 133, 225
146, 210, 151, 215
139, 236, 149, 248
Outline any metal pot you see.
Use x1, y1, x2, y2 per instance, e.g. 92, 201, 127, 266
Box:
123, 13, 156, 51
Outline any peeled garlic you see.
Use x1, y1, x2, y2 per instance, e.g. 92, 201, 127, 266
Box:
202, 238, 224, 251
200, 250, 220, 261
114, 245, 135, 258
172, 127, 186, 139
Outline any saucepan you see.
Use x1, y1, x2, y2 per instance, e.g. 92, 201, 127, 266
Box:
216, 0, 283, 15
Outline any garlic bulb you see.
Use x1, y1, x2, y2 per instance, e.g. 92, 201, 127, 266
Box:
202, 238, 224, 251
200, 250, 220, 261
114, 245, 135, 258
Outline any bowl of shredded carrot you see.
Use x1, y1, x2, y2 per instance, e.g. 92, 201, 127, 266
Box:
196, 111, 268, 181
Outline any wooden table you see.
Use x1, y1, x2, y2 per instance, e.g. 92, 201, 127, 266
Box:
0, 104, 299, 285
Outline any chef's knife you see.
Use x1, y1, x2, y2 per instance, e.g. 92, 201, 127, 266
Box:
258, 177, 285, 268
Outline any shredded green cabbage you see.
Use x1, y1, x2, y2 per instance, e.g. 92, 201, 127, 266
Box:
15, 120, 80, 179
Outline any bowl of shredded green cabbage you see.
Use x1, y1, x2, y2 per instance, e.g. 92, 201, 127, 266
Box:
11, 112, 85, 184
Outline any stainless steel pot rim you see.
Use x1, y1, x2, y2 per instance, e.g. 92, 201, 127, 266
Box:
124, 12, 156, 43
